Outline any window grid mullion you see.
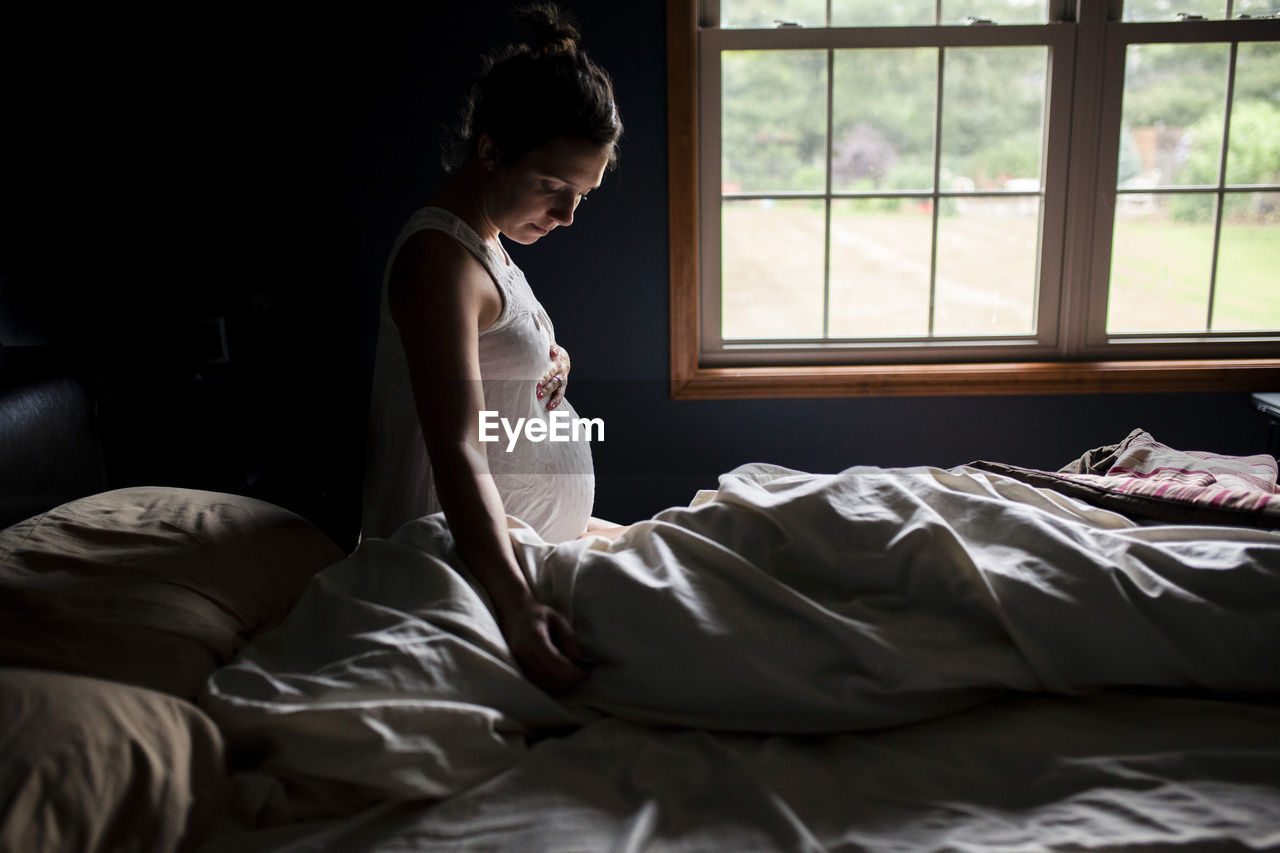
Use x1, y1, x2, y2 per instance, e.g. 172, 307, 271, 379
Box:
928, 47, 947, 338
1206, 41, 1239, 331
824, 0, 834, 341
823, 47, 835, 339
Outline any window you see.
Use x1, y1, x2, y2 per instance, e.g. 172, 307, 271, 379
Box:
667, 0, 1280, 397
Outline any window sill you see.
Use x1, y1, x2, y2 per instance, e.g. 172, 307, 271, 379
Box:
670, 359, 1280, 399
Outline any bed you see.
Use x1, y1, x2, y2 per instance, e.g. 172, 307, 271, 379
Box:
2, 378, 1278, 852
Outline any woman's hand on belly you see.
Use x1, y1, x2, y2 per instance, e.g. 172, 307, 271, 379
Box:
536, 343, 572, 411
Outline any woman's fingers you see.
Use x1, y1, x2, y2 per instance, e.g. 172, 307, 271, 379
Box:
536, 374, 564, 396
503, 602, 589, 694
522, 632, 588, 694
536, 343, 571, 409
548, 374, 564, 409
536, 373, 566, 409
547, 608, 587, 663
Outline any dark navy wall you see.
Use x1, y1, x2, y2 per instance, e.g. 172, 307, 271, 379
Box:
354, 2, 1270, 526
3, 3, 1271, 546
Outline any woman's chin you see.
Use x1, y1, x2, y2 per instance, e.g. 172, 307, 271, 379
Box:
503, 222, 555, 245
507, 230, 543, 246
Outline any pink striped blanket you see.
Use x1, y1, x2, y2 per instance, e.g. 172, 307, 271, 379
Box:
972, 429, 1280, 528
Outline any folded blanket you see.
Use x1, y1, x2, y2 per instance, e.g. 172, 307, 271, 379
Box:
201, 459, 1280, 821
973, 429, 1280, 528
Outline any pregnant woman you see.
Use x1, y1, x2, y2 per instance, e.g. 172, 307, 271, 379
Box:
361, 3, 623, 693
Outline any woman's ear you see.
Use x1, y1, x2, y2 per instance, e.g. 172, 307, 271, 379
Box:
477, 134, 503, 172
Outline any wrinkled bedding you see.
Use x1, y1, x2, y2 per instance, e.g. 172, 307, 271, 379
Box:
200, 691, 1280, 852
200, 461, 1280, 834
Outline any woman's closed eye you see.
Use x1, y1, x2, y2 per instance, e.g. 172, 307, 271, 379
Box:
541, 180, 588, 202
540, 179, 571, 196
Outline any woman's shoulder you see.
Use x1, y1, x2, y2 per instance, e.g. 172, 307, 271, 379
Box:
388, 225, 502, 332
400, 206, 496, 258
393, 221, 480, 277
397, 205, 510, 272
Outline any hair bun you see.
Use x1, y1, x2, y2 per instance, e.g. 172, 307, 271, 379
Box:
515, 2, 581, 53
443, 1, 621, 174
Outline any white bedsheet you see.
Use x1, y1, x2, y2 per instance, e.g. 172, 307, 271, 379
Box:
199, 464, 1280, 833
200, 692, 1280, 852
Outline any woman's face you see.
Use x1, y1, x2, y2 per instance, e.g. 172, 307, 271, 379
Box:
484, 135, 612, 245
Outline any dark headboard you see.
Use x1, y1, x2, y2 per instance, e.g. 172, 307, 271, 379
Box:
0, 366, 106, 529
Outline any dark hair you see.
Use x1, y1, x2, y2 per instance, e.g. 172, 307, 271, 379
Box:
444, 3, 622, 172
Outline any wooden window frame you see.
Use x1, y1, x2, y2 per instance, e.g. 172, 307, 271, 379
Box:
667, 0, 1280, 399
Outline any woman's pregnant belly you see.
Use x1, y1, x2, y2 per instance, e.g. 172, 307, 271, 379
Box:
484, 394, 596, 543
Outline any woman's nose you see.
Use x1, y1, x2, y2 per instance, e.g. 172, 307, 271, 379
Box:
550, 193, 579, 226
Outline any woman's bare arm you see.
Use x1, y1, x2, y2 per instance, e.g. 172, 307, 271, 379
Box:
389, 230, 588, 693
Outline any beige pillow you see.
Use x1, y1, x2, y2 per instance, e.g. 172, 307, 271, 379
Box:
0, 667, 227, 853
0, 487, 344, 698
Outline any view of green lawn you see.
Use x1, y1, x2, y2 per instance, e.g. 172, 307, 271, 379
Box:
1110, 214, 1280, 333
722, 203, 1038, 340
722, 203, 1278, 341
717, 39, 1278, 346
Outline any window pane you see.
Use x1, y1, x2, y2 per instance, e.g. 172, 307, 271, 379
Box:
722, 0, 826, 28
1213, 192, 1280, 331
722, 199, 825, 339
722, 50, 828, 194
1235, 0, 1280, 16
1226, 42, 1280, 186
832, 0, 934, 26
829, 199, 934, 337
832, 49, 937, 192
1122, 0, 1226, 20
1108, 193, 1216, 333
934, 196, 1040, 336
825, 0, 1048, 24
940, 0, 1048, 24
940, 47, 1047, 193
1117, 44, 1230, 189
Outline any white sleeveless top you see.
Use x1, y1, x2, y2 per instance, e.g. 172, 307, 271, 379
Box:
361, 207, 595, 542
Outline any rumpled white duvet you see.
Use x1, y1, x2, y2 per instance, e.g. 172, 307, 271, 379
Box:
200, 463, 1280, 832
